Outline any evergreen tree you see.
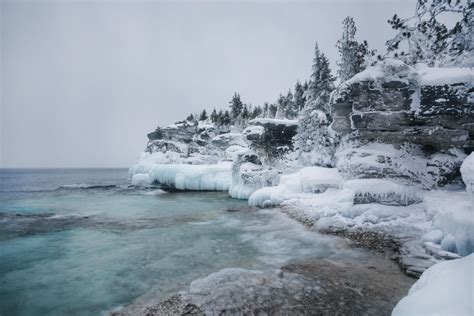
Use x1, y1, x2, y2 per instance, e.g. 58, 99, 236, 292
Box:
241, 105, 250, 121
336, 17, 369, 82
286, 89, 298, 119
229, 93, 244, 119
210, 108, 218, 123
216, 110, 224, 126
386, 0, 472, 66
308, 43, 335, 115
199, 109, 208, 121
251, 105, 263, 119
294, 81, 306, 112
186, 113, 196, 122
268, 104, 278, 118
262, 103, 269, 117
275, 94, 286, 119
222, 110, 232, 126
295, 43, 337, 167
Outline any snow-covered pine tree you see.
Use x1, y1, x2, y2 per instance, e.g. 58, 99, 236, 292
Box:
307, 43, 335, 115
295, 43, 337, 167
241, 105, 250, 121
286, 90, 298, 119
222, 110, 232, 126
251, 105, 262, 119
336, 16, 369, 82
262, 103, 269, 118
386, 0, 472, 66
268, 104, 278, 118
199, 109, 208, 121
210, 108, 218, 123
294, 81, 306, 112
275, 94, 286, 119
216, 110, 224, 126
229, 93, 243, 120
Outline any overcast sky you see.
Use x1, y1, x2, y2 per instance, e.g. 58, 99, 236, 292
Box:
1, 0, 416, 168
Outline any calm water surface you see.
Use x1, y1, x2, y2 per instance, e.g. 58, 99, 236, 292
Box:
0, 169, 369, 316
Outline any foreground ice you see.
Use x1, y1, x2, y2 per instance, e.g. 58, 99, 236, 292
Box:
392, 254, 474, 316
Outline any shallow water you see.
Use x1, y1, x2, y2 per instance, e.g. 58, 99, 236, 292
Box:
0, 169, 370, 316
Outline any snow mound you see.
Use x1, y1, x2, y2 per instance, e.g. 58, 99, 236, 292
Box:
248, 167, 343, 207
135, 163, 232, 191
460, 153, 474, 193
392, 254, 474, 316
416, 63, 474, 86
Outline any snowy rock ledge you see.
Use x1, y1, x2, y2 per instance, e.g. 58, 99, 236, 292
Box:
393, 254, 474, 316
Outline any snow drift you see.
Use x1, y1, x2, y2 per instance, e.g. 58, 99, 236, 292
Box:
392, 254, 474, 316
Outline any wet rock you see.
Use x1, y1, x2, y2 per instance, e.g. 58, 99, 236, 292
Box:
113, 258, 414, 316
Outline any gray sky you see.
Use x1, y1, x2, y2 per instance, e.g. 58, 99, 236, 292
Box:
1, 0, 416, 168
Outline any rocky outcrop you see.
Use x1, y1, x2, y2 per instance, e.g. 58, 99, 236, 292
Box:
331, 60, 472, 187
243, 118, 298, 161
331, 60, 473, 153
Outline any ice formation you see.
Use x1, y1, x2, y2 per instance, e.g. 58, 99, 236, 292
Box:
248, 167, 343, 207
392, 254, 474, 316
461, 152, 474, 193
131, 163, 232, 191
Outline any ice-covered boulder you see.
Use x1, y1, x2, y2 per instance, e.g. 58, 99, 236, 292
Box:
460, 153, 474, 192
392, 254, 474, 316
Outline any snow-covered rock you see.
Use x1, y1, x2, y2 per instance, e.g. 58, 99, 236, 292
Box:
461, 153, 474, 192
335, 142, 466, 188
211, 133, 247, 149
229, 150, 278, 199
331, 59, 473, 152
245, 118, 298, 161
392, 254, 474, 316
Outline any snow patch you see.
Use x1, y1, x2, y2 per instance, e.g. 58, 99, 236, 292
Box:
392, 254, 474, 316
416, 63, 474, 86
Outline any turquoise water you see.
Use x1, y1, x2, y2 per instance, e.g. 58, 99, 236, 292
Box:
0, 169, 368, 315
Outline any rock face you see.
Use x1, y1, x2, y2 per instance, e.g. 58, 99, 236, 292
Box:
332, 61, 473, 152
243, 118, 298, 161
331, 60, 472, 187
